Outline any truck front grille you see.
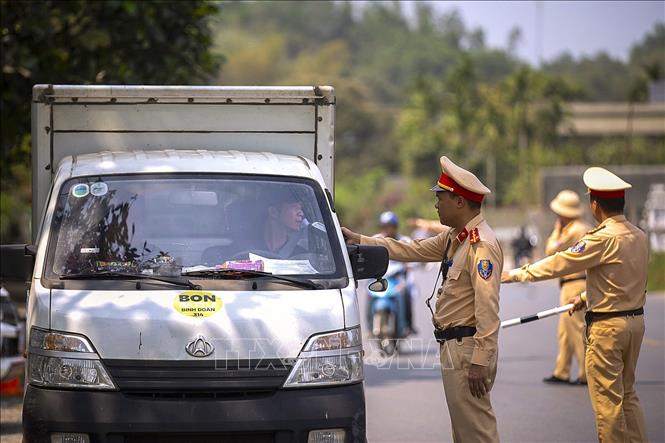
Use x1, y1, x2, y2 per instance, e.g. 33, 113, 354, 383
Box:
103, 359, 292, 394
123, 433, 275, 443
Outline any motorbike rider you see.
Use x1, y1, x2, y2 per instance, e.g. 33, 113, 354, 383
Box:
370, 211, 418, 335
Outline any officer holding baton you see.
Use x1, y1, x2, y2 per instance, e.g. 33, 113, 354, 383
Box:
502, 167, 648, 442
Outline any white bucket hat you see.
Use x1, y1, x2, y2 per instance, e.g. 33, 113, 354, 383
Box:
549, 190, 583, 218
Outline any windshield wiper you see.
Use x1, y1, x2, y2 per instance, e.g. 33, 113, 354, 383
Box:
181, 268, 322, 290
61, 272, 201, 290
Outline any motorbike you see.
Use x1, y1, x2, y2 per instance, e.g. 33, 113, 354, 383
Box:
367, 261, 410, 355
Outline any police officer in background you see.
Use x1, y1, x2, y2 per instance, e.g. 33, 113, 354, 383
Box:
502, 167, 648, 442
543, 190, 590, 386
343, 156, 503, 443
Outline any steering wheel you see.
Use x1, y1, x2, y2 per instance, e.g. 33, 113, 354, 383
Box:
200, 245, 230, 266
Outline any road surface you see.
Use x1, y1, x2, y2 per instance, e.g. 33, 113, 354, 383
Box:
361, 266, 665, 442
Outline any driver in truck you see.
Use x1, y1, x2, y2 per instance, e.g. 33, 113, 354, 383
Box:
245, 189, 308, 259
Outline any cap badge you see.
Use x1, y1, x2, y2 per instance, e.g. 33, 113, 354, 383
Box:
477, 260, 493, 280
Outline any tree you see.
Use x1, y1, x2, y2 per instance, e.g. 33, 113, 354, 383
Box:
0, 0, 222, 242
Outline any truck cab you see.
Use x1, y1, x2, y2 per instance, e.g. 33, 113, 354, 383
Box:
2, 85, 387, 443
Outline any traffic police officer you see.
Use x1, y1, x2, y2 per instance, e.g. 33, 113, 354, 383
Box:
543, 190, 590, 385
343, 156, 502, 443
502, 167, 648, 442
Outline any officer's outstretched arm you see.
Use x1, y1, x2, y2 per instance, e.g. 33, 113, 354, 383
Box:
360, 228, 452, 262
503, 234, 605, 284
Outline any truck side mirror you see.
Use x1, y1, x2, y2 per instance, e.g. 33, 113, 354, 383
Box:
0, 244, 35, 282
346, 245, 388, 281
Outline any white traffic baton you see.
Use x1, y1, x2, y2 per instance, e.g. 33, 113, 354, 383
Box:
501, 303, 575, 328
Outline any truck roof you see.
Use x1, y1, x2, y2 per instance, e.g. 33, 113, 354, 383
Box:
58, 150, 320, 182
33, 85, 335, 103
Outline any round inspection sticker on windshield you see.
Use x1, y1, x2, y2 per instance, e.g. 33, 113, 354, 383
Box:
71, 183, 89, 198
173, 291, 222, 318
90, 182, 108, 196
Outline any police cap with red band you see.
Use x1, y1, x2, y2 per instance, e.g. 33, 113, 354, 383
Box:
430, 156, 491, 203
583, 167, 631, 199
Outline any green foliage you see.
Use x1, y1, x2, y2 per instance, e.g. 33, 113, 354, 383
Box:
213, 2, 662, 224
0, 0, 221, 242
647, 252, 665, 292
397, 60, 587, 206
543, 53, 631, 101
543, 23, 665, 102
630, 23, 665, 80
2, 1, 663, 242
334, 167, 388, 232
0, 136, 31, 242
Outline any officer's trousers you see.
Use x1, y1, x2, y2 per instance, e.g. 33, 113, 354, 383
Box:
553, 279, 586, 381
585, 315, 647, 443
440, 337, 499, 443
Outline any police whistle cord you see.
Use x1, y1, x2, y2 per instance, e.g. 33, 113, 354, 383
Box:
500, 303, 575, 328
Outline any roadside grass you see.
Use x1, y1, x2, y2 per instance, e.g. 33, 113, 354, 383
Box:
648, 252, 665, 293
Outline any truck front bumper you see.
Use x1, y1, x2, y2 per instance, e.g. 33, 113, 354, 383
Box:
23, 383, 366, 443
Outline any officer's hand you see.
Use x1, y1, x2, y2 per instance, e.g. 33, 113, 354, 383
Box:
341, 227, 361, 245
500, 271, 512, 283
568, 295, 585, 315
468, 364, 490, 398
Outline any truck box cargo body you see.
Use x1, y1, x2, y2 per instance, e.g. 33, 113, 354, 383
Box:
31, 85, 335, 240
5, 85, 388, 443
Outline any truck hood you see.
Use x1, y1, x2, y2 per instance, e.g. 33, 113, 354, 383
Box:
50, 288, 344, 360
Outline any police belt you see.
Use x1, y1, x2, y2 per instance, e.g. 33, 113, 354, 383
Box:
434, 326, 477, 343
585, 307, 644, 325
559, 276, 586, 288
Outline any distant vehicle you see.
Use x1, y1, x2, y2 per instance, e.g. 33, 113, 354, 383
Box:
511, 225, 538, 267
0, 287, 24, 382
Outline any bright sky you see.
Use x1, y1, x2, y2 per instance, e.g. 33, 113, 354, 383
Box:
415, 1, 664, 65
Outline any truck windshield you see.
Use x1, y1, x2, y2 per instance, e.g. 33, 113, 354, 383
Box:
46, 174, 345, 280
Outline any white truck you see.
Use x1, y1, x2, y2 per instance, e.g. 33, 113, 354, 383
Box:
1, 85, 387, 443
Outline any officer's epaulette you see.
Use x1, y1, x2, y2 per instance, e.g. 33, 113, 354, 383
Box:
469, 227, 481, 245
587, 225, 606, 235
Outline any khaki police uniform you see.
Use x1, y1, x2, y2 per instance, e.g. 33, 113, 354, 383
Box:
362, 156, 502, 443
506, 168, 648, 442
545, 191, 590, 382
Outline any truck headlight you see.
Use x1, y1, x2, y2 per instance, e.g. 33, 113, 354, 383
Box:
302, 327, 361, 351
283, 327, 363, 388
28, 328, 116, 390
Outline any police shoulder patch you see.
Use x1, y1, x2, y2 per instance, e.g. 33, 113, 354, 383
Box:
477, 259, 493, 280
570, 240, 586, 253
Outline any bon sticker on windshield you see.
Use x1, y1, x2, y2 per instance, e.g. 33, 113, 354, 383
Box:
71, 183, 89, 198
174, 291, 222, 318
